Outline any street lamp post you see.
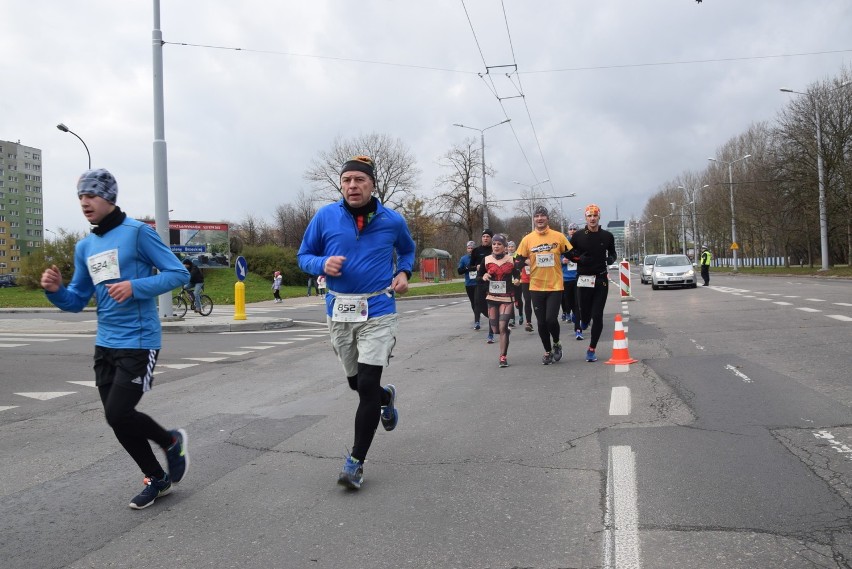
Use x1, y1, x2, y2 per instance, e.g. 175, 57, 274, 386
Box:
708, 154, 751, 272
453, 119, 511, 229
679, 202, 693, 256
678, 184, 708, 249
56, 124, 91, 169
653, 214, 669, 255
641, 220, 652, 259
780, 82, 851, 271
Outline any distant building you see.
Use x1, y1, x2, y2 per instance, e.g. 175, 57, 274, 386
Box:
0, 140, 44, 273
607, 220, 625, 260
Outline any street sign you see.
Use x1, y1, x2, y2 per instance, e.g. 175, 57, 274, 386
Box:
235, 256, 247, 281
730, 242, 739, 250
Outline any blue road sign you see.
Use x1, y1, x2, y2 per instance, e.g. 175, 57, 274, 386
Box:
235, 256, 248, 281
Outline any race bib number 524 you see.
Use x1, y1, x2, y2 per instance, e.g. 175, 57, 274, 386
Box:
87, 249, 120, 285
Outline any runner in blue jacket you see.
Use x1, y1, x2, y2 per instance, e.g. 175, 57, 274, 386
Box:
41, 168, 190, 510
298, 155, 415, 490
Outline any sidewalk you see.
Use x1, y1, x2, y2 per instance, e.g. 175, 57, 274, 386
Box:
0, 280, 465, 335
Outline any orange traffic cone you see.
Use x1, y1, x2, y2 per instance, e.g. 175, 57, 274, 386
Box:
605, 313, 638, 365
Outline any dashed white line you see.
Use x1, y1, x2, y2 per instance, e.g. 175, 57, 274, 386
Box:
14, 392, 76, 401
805, 298, 826, 302
605, 445, 641, 569
609, 387, 631, 415
835, 302, 852, 307
827, 315, 852, 322
183, 357, 229, 363
796, 307, 822, 313
725, 364, 752, 383
211, 351, 253, 356
0, 406, 18, 412
239, 345, 275, 350
157, 363, 199, 370
773, 302, 793, 306
67, 381, 96, 388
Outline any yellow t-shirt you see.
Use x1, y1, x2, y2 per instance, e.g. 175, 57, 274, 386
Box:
516, 228, 572, 291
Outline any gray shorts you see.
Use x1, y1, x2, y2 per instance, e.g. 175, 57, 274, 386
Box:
327, 313, 398, 377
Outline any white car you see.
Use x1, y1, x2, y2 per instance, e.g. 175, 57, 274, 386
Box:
651, 254, 697, 290
639, 254, 658, 284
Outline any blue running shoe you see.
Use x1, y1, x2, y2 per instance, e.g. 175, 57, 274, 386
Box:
338, 455, 364, 490
552, 341, 563, 362
486, 333, 494, 344
575, 330, 584, 341
381, 385, 398, 431
474, 322, 481, 330
129, 474, 172, 510
586, 348, 598, 363
165, 428, 189, 484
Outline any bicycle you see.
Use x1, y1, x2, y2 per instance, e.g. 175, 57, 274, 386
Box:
173, 287, 213, 317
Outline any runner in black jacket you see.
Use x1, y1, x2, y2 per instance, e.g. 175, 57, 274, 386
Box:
568, 204, 617, 362
469, 229, 494, 339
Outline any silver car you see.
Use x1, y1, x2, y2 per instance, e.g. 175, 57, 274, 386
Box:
651, 254, 697, 289
640, 254, 658, 284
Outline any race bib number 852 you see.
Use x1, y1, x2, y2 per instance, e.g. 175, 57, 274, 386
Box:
332, 295, 368, 322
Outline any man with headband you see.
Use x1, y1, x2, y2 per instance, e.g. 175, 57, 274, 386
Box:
298, 155, 414, 490
515, 205, 573, 365
568, 203, 617, 362
41, 168, 191, 510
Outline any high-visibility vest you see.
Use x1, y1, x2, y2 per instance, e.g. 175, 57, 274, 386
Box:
700, 251, 712, 266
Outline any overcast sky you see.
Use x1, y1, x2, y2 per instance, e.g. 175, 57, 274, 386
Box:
3, 0, 851, 236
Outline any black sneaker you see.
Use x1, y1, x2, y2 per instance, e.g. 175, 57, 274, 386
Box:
542, 352, 553, 365
129, 474, 172, 510
380, 385, 399, 431
552, 342, 563, 362
165, 429, 189, 484
499, 355, 508, 368
525, 322, 534, 332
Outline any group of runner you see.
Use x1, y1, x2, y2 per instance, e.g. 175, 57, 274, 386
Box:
459, 203, 617, 368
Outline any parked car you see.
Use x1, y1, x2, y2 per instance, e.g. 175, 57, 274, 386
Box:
639, 254, 658, 284
0, 274, 18, 288
651, 254, 697, 290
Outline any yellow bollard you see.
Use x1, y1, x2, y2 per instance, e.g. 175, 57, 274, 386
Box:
234, 281, 246, 320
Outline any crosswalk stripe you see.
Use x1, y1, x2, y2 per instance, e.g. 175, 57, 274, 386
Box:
15, 392, 76, 401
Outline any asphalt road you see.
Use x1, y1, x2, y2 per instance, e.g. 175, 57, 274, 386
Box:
1, 274, 851, 568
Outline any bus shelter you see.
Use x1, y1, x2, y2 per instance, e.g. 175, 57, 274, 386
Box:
420, 248, 452, 282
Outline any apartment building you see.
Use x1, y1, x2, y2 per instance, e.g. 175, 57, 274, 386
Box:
0, 140, 43, 273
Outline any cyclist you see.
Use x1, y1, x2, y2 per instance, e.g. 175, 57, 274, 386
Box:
182, 259, 204, 313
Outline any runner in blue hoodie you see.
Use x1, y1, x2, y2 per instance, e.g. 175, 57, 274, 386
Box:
41, 168, 190, 510
298, 155, 415, 490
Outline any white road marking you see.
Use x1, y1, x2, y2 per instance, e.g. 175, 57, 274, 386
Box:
0, 406, 18, 412
813, 430, 852, 460
827, 315, 852, 322
183, 357, 229, 363
240, 345, 275, 350
783, 296, 800, 298
258, 341, 293, 345
220, 328, 323, 335
796, 307, 822, 313
0, 343, 28, 348
835, 302, 852, 307
0, 337, 68, 342
725, 364, 752, 383
614, 364, 631, 373
404, 310, 418, 313
757, 298, 772, 301
690, 339, 705, 350
805, 298, 826, 302
67, 381, 96, 388
773, 302, 793, 306
157, 363, 200, 369
211, 351, 253, 356
609, 387, 631, 415
0, 332, 94, 338
604, 445, 641, 569
15, 392, 76, 400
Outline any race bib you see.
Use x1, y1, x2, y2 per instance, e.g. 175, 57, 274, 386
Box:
332, 295, 368, 322
565, 260, 577, 270
87, 249, 120, 285
468, 270, 478, 280
488, 280, 507, 294
577, 275, 596, 288
535, 253, 555, 267
524, 266, 531, 275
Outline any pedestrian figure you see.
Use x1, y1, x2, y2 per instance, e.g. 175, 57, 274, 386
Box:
316, 274, 327, 295
700, 245, 712, 286
306, 275, 316, 296
457, 240, 479, 329
182, 258, 204, 313
297, 155, 414, 490
479, 234, 520, 367
470, 229, 494, 341
40, 168, 191, 510
272, 270, 283, 303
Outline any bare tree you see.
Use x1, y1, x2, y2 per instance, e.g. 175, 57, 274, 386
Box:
273, 190, 317, 249
304, 133, 420, 209
433, 138, 497, 240
232, 214, 274, 247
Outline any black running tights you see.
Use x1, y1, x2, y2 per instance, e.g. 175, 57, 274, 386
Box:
577, 276, 609, 349
347, 363, 390, 462
98, 383, 171, 479
530, 290, 562, 353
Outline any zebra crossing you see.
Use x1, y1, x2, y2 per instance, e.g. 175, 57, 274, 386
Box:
0, 327, 329, 414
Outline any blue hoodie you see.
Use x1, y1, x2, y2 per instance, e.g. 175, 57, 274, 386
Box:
298, 199, 416, 319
